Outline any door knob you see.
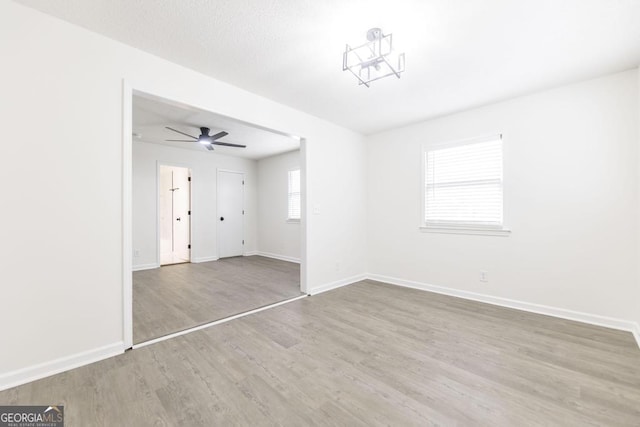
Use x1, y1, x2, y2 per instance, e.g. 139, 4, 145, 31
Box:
176, 217, 181, 221
220, 217, 224, 221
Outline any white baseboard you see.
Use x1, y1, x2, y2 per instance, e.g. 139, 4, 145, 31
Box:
191, 256, 219, 263
132, 263, 159, 272
4, 275, 637, 393
631, 323, 640, 349
308, 273, 367, 296
243, 251, 259, 257
0, 342, 124, 392
254, 251, 300, 264
368, 273, 640, 349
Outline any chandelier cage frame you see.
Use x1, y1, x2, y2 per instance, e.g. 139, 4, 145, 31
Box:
342, 29, 406, 87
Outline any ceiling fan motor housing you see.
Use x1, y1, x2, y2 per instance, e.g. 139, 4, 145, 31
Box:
164, 126, 244, 148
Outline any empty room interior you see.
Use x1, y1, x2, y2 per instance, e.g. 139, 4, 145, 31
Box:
1, 0, 640, 425
132, 94, 303, 344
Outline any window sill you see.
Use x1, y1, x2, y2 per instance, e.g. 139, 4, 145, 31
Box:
419, 225, 511, 236
286, 219, 300, 224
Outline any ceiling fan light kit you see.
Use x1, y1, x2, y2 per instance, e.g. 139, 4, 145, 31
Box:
343, 27, 405, 87
165, 126, 246, 151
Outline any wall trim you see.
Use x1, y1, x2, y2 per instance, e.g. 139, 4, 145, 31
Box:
368, 273, 640, 349
631, 322, 640, 349
0, 342, 124, 392
243, 251, 259, 257
308, 273, 367, 296
132, 263, 159, 272
122, 80, 134, 349
255, 251, 300, 264
3, 274, 638, 392
191, 256, 219, 263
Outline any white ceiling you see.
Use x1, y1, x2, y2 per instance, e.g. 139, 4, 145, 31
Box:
15, 0, 640, 134
133, 94, 299, 160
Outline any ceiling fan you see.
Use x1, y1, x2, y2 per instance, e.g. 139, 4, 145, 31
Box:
165, 126, 246, 151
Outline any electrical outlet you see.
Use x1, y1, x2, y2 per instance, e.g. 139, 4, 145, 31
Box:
134, 249, 140, 258
479, 270, 488, 282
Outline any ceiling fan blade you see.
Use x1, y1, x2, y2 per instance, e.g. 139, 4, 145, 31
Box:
165, 126, 197, 139
166, 139, 196, 142
212, 141, 246, 148
210, 131, 228, 141
204, 144, 214, 151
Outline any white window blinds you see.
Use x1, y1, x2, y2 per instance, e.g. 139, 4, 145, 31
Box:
288, 169, 301, 220
425, 136, 503, 227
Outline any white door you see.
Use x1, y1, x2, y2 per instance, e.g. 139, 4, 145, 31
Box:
160, 165, 191, 265
218, 170, 244, 258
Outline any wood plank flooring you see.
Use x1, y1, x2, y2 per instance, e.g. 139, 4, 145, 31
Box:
133, 255, 302, 344
2, 280, 640, 425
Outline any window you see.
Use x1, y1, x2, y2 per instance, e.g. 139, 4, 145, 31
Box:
288, 169, 301, 221
423, 135, 508, 235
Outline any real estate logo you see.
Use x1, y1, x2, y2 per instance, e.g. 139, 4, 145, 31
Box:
0, 405, 64, 427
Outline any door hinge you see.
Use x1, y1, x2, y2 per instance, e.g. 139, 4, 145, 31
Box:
242, 240, 245, 245
188, 210, 191, 215
188, 244, 191, 249
188, 177, 191, 182
242, 210, 245, 215
242, 180, 245, 185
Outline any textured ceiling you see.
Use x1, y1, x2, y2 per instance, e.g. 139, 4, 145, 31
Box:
133, 94, 299, 160
15, 0, 640, 134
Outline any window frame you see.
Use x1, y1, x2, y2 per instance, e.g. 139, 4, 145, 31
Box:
287, 168, 301, 222
419, 134, 510, 236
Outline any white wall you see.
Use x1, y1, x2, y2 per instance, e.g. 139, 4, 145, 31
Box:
367, 69, 640, 327
133, 142, 258, 269
0, 1, 367, 388
256, 150, 301, 262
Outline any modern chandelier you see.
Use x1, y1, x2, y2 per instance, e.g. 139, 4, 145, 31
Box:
342, 27, 405, 87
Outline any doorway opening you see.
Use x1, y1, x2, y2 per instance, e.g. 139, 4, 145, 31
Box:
126, 88, 307, 347
159, 165, 191, 266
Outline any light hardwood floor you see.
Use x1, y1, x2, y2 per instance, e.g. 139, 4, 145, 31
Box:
133, 255, 302, 343
2, 280, 640, 425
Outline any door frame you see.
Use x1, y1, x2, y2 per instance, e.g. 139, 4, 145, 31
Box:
123, 81, 309, 349
216, 168, 244, 259
157, 162, 192, 266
